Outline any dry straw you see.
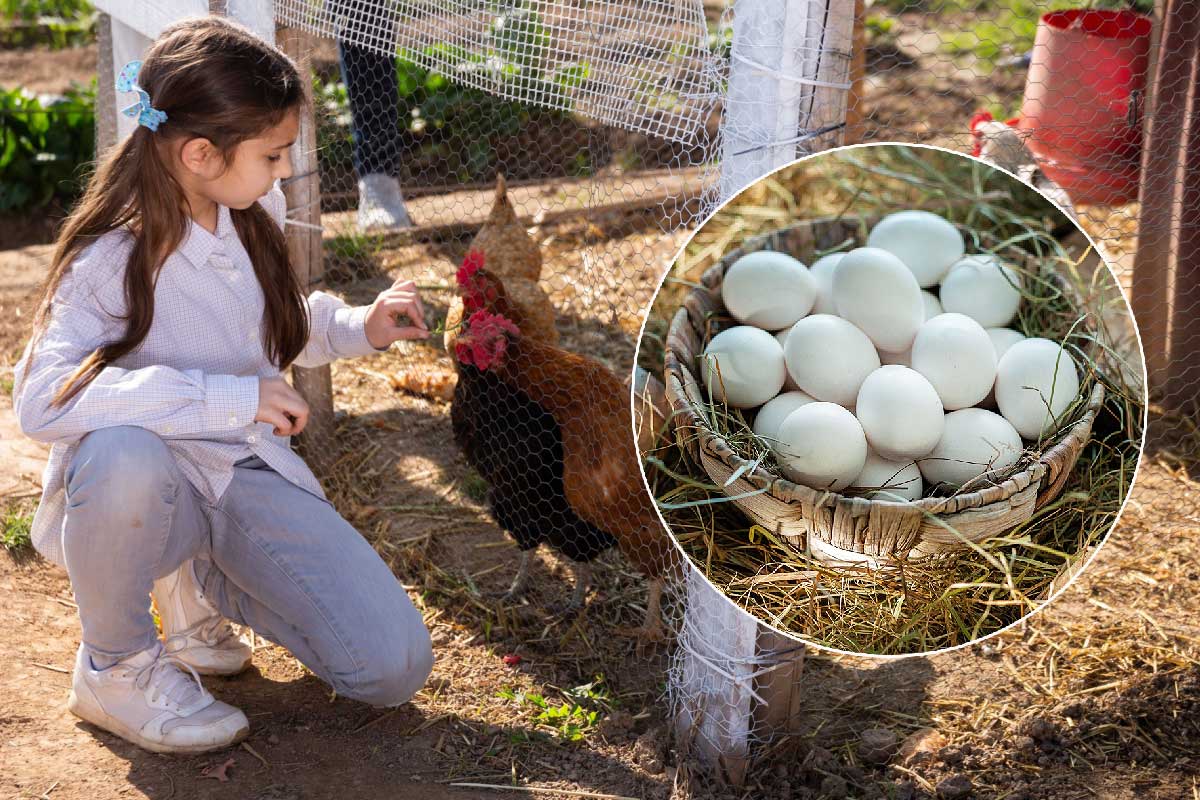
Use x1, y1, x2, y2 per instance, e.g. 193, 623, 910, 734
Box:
639, 146, 1146, 656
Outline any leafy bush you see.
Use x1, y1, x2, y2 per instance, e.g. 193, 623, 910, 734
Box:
0, 82, 96, 212
0, 0, 96, 48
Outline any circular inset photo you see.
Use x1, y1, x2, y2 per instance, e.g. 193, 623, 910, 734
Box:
635, 143, 1147, 657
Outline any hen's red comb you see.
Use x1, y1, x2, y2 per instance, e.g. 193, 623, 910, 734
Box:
969, 110, 994, 133
968, 110, 994, 157
456, 250, 486, 286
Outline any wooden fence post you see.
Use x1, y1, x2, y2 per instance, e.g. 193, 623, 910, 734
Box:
675, 0, 862, 782
95, 13, 118, 156
276, 23, 337, 475
844, 0, 868, 145
1131, 0, 1199, 405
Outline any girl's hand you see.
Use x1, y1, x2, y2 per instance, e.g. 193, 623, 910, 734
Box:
365, 278, 429, 349
256, 376, 310, 436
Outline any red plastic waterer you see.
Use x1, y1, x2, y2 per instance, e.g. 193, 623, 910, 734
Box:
1018, 9, 1153, 206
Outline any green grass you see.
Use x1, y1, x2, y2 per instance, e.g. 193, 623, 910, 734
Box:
324, 231, 386, 263
2, 505, 33, 553
944, 14, 1040, 62
868, 0, 1157, 65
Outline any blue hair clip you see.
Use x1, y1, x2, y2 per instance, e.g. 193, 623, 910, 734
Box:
116, 60, 167, 132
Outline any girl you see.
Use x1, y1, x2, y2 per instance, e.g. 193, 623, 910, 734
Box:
13, 16, 434, 754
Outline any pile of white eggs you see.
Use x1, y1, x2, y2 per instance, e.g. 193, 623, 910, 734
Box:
702, 211, 1082, 501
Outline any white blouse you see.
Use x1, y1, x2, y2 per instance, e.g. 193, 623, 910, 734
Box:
13, 185, 385, 566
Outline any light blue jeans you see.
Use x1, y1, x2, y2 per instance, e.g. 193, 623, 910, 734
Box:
62, 426, 433, 707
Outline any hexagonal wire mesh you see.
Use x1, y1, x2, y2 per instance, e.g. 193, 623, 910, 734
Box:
92, 0, 1195, 788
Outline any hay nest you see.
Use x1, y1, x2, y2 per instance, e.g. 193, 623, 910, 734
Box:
664, 215, 1105, 567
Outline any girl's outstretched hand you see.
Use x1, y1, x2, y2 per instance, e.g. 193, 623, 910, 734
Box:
365, 278, 429, 349
256, 376, 310, 436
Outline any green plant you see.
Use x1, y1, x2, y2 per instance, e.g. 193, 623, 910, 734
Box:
865, 14, 896, 38
2, 505, 33, 553
497, 676, 612, 743
461, 468, 490, 503
940, 0, 1156, 64
984, 94, 1023, 122
1, 0, 96, 48
325, 230, 385, 262
312, 75, 352, 170
0, 82, 96, 212
944, 15, 1040, 61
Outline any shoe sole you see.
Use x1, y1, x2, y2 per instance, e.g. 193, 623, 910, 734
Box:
68, 690, 249, 755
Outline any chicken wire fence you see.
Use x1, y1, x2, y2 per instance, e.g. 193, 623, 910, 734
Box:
82, 0, 1196, 790
264, 0, 844, 784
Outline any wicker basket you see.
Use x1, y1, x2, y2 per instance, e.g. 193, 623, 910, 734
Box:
663, 215, 1106, 566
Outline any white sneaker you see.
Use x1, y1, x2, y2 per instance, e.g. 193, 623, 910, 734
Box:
68, 642, 249, 754
357, 173, 413, 231
152, 559, 252, 677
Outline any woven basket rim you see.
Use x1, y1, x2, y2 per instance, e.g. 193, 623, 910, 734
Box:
664, 214, 1106, 519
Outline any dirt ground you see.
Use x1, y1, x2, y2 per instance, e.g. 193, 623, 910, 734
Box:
5, 22, 1199, 800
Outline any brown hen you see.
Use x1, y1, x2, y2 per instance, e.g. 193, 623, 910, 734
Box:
455, 263, 681, 640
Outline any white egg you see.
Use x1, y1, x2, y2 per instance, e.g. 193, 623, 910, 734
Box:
775, 402, 868, 491
783, 315, 881, 407
808, 253, 844, 315
852, 451, 924, 502
753, 390, 815, 445
855, 365, 945, 460
867, 210, 965, 287
910, 313, 997, 410
982, 328, 1027, 408
987, 327, 1026, 360
833, 247, 924, 353
702, 326, 787, 408
921, 290, 943, 321
721, 250, 817, 330
774, 329, 801, 391
919, 408, 1024, 489
995, 337, 1081, 439
940, 254, 1023, 328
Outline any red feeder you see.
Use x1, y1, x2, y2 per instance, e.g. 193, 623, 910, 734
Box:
1018, 9, 1153, 206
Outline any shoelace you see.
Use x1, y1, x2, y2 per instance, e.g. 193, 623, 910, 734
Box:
163, 614, 240, 654
132, 651, 212, 710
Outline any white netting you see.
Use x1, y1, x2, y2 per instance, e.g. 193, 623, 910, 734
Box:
264, 0, 1192, 789
276, 0, 723, 145
261, 2, 839, 786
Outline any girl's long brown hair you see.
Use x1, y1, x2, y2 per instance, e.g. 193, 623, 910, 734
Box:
30, 16, 310, 408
